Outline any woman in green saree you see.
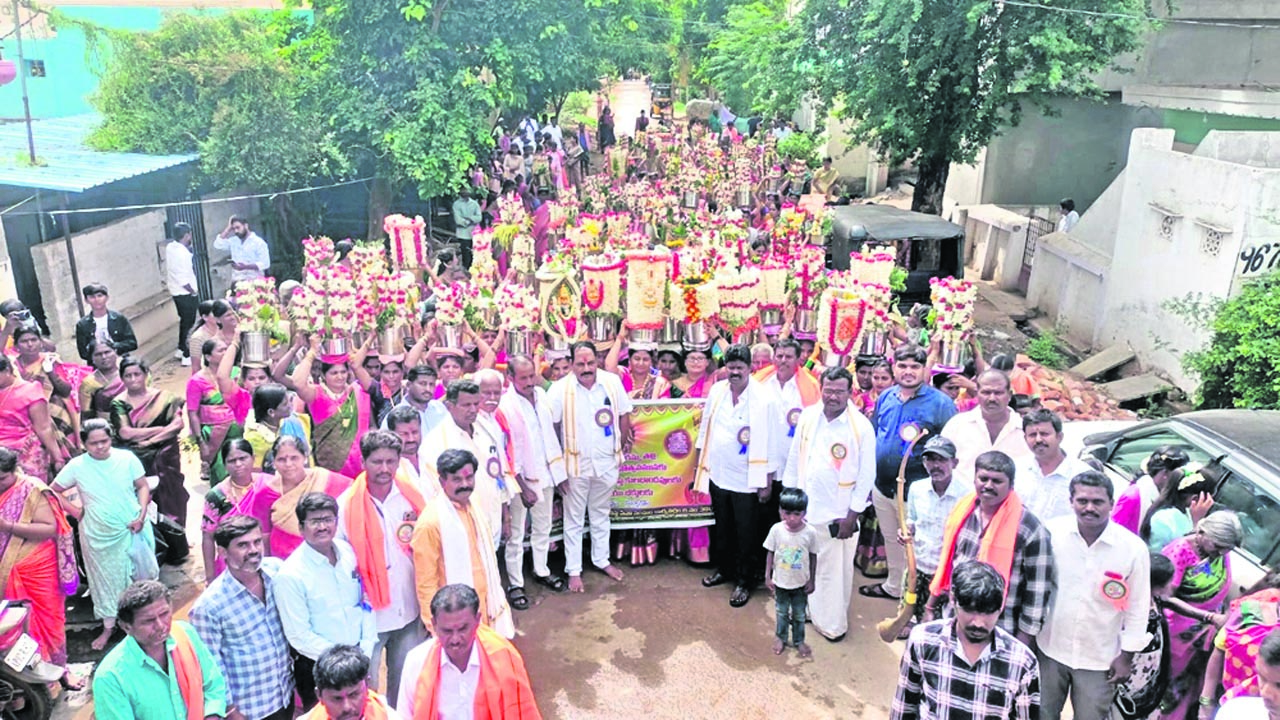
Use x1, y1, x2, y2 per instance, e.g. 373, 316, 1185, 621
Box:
186, 338, 241, 487
289, 335, 376, 477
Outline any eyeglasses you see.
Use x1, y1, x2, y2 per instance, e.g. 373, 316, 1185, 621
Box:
304, 515, 337, 528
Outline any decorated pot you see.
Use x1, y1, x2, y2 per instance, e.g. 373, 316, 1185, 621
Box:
683, 321, 713, 351
629, 327, 660, 348
506, 331, 536, 357
937, 340, 970, 373
760, 307, 783, 332
439, 323, 464, 349
660, 317, 681, 344
735, 189, 753, 209
240, 331, 271, 365
377, 326, 402, 355
793, 308, 818, 340
858, 331, 889, 358
586, 315, 619, 343
681, 191, 699, 210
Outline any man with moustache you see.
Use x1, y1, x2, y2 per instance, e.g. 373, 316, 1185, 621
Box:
275, 493, 377, 709
382, 365, 448, 437
499, 355, 569, 605
941, 369, 1033, 488
756, 338, 821, 546
900, 436, 970, 627
547, 341, 632, 593
419, 380, 511, 547
301, 645, 403, 720
397, 585, 541, 719
191, 516, 295, 720
411, 449, 514, 638
214, 215, 270, 282
782, 366, 876, 640
892, 561, 1040, 720
1017, 409, 1095, 524
923, 451, 1055, 647
338, 431, 427, 704
865, 343, 957, 602
1037, 472, 1149, 720
694, 343, 781, 608
385, 405, 429, 490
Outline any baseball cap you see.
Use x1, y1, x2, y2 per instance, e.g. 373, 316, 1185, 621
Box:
922, 436, 957, 459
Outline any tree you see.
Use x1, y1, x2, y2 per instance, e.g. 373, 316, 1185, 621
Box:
796, 0, 1149, 214
696, 0, 803, 116
1179, 274, 1280, 409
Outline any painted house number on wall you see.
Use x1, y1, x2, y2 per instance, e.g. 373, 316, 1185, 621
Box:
1238, 244, 1280, 277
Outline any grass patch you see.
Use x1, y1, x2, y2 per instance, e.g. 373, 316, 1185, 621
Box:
1025, 330, 1066, 369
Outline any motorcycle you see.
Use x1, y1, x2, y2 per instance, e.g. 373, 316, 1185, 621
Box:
0, 600, 58, 720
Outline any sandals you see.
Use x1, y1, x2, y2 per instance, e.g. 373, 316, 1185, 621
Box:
533, 574, 567, 593
729, 585, 751, 608
858, 583, 898, 600
506, 586, 530, 611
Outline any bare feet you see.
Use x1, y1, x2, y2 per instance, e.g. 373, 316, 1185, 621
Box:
773, 638, 785, 655
797, 642, 812, 658
90, 625, 113, 651
601, 564, 625, 582
568, 575, 585, 593
60, 670, 86, 691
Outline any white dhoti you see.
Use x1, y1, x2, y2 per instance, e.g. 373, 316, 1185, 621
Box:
809, 531, 858, 639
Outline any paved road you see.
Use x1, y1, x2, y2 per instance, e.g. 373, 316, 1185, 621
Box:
55, 357, 904, 719
608, 79, 652, 142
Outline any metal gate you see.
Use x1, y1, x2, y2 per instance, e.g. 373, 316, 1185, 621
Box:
166, 203, 214, 300
1018, 215, 1056, 293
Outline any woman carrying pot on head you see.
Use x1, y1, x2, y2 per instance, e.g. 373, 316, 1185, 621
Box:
110, 357, 186, 526
290, 334, 379, 477
235, 434, 350, 558
51, 419, 151, 650
215, 332, 274, 427
187, 338, 242, 487
1114, 446, 1193, 536
605, 325, 671, 400
11, 325, 78, 454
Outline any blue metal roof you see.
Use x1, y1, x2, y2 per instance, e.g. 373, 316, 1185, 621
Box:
0, 114, 196, 193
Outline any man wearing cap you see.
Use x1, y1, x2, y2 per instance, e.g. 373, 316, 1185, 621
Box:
781, 366, 875, 641
901, 436, 969, 630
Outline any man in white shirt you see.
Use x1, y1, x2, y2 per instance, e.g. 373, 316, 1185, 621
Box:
1057, 198, 1080, 234
940, 370, 1033, 488
782, 366, 875, 641
754, 338, 821, 480
693, 343, 780, 609
419, 379, 511, 547
1038, 471, 1150, 720
545, 116, 564, 149
547, 341, 633, 593
904, 436, 971, 624
337, 431, 427, 705
1018, 409, 1096, 523
500, 356, 568, 603
385, 405, 427, 489
214, 214, 270, 282
165, 222, 199, 366
396, 584, 540, 718
382, 365, 448, 437
1216, 629, 1280, 720
275, 492, 377, 710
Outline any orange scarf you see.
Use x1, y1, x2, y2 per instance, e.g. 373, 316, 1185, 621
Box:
493, 410, 517, 480
301, 690, 394, 720
930, 491, 1024, 599
170, 623, 204, 720
752, 366, 820, 407
412, 625, 542, 720
343, 470, 426, 610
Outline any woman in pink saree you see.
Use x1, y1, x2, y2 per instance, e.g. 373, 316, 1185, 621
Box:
236, 435, 349, 558
289, 336, 375, 477
1199, 578, 1280, 711
0, 354, 65, 481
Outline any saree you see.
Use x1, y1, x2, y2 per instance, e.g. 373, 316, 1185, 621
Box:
187, 374, 240, 486
1162, 537, 1232, 720
16, 356, 76, 457
0, 474, 76, 664
308, 385, 371, 477
243, 415, 312, 473
623, 372, 670, 400
112, 390, 187, 525
237, 468, 352, 558
77, 372, 124, 423
1217, 588, 1280, 702
202, 473, 269, 577
0, 380, 52, 481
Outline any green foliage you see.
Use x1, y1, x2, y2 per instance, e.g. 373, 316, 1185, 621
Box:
793, 0, 1150, 213
86, 12, 348, 191
1180, 272, 1280, 409
776, 132, 819, 167
1025, 330, 1066, 369
695, 0, 803, 115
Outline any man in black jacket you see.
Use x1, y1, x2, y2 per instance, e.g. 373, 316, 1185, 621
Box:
74, 283, 138, 362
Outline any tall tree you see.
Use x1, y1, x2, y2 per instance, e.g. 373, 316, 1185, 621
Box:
797, 0, 1149, 214
696, 0, 802, 116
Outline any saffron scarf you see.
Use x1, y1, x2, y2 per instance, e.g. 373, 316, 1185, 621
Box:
751, 366, 820, 407
301, 690, 394, 720
343, 470, 426, 610
170, 623, 204, 720
433, 493, 514, 639
412, 625, 542, 720
930, 491, 1024, 599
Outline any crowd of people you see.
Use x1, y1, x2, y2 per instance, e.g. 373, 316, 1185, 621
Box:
0, 103, 1269, 720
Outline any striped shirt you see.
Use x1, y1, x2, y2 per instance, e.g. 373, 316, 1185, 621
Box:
891, 619, 1040, 720
189, 558, 294, 720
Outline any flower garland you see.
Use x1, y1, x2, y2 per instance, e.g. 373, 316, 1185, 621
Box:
716, 266, 761, 337
303, 236, 336, 268
792, 243, 828, 308
349, 242, 389, 332
817, 287, 868, 357
760, 254, 792, 309
678, 275, 719, 324
930, 277, 977, 346
383, 215, 426, 269
581, 252, 625, 317
471, 228, 499, 294
377, 271, 418, 330
233, 277, 281, 335
624, 249, 671, 329
495, 283, 540, 332
434, 282, 471, 326
850, 251, 897, 287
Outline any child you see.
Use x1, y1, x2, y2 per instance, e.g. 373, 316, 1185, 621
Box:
1114, 553, 1175, 720
764, 488, 819, 657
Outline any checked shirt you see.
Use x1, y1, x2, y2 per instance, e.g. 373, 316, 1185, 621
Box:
891, 619, 1040, 720
190, 558, 295, 720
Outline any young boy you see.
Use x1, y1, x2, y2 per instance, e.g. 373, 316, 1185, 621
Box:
764, 488, 818, 657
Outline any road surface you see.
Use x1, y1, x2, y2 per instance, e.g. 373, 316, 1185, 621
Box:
608, 79, 652, 142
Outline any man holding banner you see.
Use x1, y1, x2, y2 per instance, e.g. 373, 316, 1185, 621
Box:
548, 341, 633, 594
783, 367, 877, 642
694, 344, 781, 609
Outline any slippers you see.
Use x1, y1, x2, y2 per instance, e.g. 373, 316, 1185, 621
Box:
533, 574, 567, 593
859, 583, 898, 600
729, 585, 751, 608
506, 586, 529, 611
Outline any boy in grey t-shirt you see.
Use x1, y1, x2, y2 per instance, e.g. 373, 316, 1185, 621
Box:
764, 488, 819, 657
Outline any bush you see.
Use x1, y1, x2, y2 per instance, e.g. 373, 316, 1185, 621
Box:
1181, 271, 1280, 409
776, 132, 819, 168
1025, 331, 1065, 369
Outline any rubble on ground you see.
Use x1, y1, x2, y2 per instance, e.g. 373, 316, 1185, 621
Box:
1017, 354, 1138, 421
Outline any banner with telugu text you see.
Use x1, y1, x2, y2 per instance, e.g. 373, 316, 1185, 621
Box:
609, 399, 712, 529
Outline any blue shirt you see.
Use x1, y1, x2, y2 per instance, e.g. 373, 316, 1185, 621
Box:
190, 558, 295, 720
92, 621, 228, 720
872, 384, 956, 497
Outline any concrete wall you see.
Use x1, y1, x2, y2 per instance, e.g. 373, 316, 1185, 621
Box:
200, 189, 263, 298
960, 205, 1030, 291
1097, 129, 1280, 391
1026, 232, 1109, 351
823, 117, 888, 196
31, 209, 176, 364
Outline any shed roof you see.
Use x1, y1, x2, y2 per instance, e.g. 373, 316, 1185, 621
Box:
0, 114, 196, 193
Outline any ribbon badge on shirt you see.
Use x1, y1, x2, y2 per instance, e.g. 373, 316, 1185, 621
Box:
831, 442, 848, 470
595, 407, 614, 436
487, 446, 506, 492
1101, 571, 1129, 611
786, 407, 801, 437
737, 426, 750, 455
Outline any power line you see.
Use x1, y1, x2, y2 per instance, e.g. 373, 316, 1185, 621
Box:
1000, 1, 1280, 31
